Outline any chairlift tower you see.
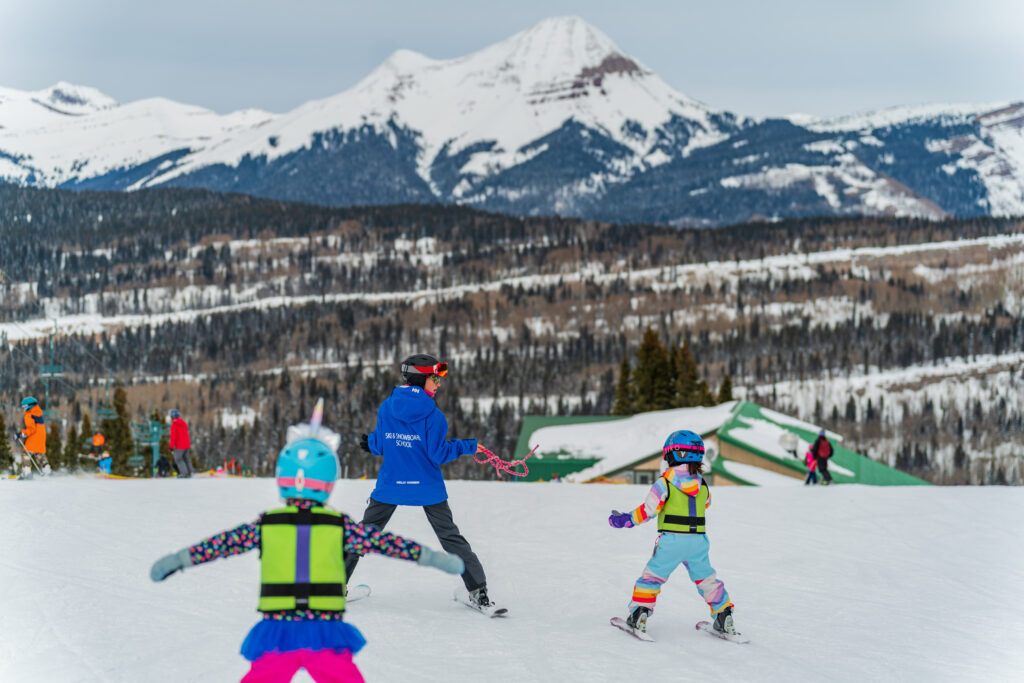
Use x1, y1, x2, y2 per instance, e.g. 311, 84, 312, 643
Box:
39, 322, 64, 424
130, 414, 169, 477
95, 374, 117, 424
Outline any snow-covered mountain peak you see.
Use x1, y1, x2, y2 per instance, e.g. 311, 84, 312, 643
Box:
33, 81, 118, 115
482, 15, 635, 83
370, 48, 438, 77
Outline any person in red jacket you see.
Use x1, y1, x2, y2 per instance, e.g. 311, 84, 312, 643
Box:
810, 430, 834, 485
18, 397, 51, 478
168, 409, 194, 478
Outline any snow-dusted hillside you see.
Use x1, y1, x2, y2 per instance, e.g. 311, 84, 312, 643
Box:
1, 16, 1021, 224
1, 477, 1021, 682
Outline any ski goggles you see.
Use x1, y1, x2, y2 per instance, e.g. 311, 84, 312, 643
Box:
662, 443, 705, 456
405, 361, 449, 377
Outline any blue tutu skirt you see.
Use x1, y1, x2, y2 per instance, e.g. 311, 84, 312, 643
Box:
240, 619, 367, 662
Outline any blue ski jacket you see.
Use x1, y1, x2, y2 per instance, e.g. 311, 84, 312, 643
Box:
367, 385, 477, 506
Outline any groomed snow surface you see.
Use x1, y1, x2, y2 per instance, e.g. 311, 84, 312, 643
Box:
2, 478, 1022, 682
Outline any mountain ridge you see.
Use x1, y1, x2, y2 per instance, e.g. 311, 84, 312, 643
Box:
1, 15, 1022, 225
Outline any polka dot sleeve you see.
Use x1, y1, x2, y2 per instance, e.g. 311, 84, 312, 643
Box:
343, 515, 421, 562
188, 521, 260, 565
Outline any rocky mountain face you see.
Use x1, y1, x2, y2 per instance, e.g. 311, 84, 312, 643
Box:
1, 17, 1022, 225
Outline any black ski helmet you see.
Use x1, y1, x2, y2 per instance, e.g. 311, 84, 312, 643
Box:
400, 354, 448, 381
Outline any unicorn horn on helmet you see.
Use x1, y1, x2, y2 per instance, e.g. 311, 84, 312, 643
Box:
284, 398, 340, 453
310, 397, 324, 431
277, 398, 341, 502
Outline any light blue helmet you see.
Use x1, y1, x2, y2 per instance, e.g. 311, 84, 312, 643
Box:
169, 409, 181, 419
662, 430, 705, 465
21, 397, 38, 411
275, 399, 340, 503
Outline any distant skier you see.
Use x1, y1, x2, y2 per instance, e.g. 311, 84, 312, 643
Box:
168, 409, 194, 478
810, 429, 834, 485
89, 432, 106, 458
155, 454, 172, 477
347, 354, 499, 613
18, 397, 51, 478
804, 447, 818, 485
608, 430, 739, 639
150, 400, 464, 683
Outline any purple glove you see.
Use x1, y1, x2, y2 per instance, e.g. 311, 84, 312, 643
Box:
608, 510, 633, 529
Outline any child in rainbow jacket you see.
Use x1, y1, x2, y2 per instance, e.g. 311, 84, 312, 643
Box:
150, 400, 465, 683
608, 429, 739, 637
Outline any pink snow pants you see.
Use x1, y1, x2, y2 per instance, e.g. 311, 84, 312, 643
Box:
241, 649, 365, 683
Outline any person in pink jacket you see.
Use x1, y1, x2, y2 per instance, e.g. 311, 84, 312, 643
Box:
804, 448, 818, 485
168, 409, 194, 478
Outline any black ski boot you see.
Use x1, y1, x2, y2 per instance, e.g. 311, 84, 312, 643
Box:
469, 586, 492, 609
713, 606, 737, 636
626, 606, 651, 633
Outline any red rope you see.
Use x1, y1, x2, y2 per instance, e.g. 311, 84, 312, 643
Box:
473, 445, 539, 478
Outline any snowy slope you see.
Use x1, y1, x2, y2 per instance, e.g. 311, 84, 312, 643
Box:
1, 477, 1021, 682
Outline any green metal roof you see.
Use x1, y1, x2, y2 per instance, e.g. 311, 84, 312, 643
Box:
512, 415, 625, 481
716, 401, 929, 486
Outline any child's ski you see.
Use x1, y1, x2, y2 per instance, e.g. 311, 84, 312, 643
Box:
453, 588, 507, 617
609, 617, 655, 642
695, 620, 750, 644
346, 584, 371, 603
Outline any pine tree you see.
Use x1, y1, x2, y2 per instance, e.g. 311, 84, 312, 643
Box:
0, 412, 12, 473
47, 420, 64, 471
667, 344, 680, 399
79, 413, 94, 457
674, 340, 701, 408
151, 407, 171, 474
64, 423, 80, 472
717, 374, 734, 403
633, 327, 673, 412
612, 355, 634, 416
695, 378, 715, 407
102, 383, 135, 475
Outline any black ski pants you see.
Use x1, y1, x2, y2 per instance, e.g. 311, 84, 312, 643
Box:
816, 456, 833, 483
344, 498, 487, 592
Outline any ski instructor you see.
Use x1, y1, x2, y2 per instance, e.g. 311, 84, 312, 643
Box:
346, 354, 500, 613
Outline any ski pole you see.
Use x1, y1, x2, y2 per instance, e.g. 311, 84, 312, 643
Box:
12, 435, 44, 475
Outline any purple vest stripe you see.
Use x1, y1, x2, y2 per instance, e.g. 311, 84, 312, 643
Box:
295, 524, 312, 584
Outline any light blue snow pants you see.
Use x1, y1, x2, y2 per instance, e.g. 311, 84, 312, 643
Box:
629, 533, 732, 616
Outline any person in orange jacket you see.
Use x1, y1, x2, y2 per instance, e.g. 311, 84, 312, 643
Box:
89, 432, 106, 457
18, 397, 51, 478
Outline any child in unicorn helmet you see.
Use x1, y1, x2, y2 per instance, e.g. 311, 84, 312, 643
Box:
608, 429, 740, 639
150, 399, 465, 683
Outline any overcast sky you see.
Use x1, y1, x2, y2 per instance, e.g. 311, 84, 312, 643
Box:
1, 0, 1021, 118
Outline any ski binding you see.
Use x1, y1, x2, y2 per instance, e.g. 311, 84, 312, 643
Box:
453, 588, 508, 617
610, 617, 655, 642
696, 620, 750, 644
